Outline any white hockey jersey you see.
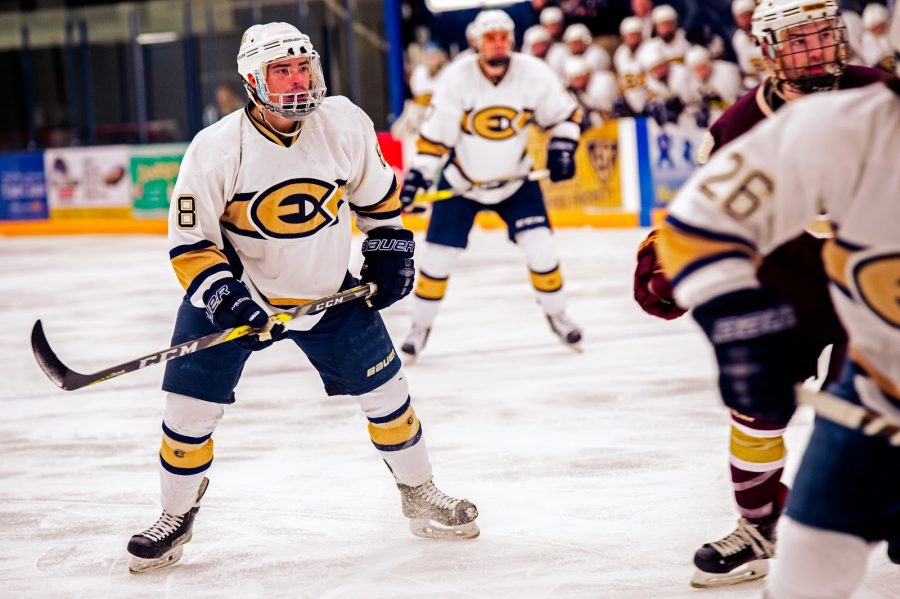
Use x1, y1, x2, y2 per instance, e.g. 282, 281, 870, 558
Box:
673, 60, 742, 106
548, 45, 612, 79
613, 43, 642, 77
411, 52, 581, 204
732, 29, 765, 89
658, 83, 900, 424
168, 97, 401, 330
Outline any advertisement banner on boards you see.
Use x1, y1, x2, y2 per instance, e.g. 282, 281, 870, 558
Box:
0, 152, 47, 221
129, 143, 188, 219
645, 118, 707, 208
44, 146, 131, 219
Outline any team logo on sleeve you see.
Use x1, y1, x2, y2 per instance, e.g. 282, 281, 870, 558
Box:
462, 106, 533, 141
249, 178, 345, 239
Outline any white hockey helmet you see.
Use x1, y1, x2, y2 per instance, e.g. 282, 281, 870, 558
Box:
685, 45, 712, 69
540, 6, 564, 26
619, 16, 643, 37
523, 25, 552, 51
732, 0, 756, 18
639, 42, 669, 72
237, 22, 326, 120
651, 5, 678, 25
474, 10, 515, 48
563, 23, 592, 45
862, 3, 889, 31
564, 55, 592, 80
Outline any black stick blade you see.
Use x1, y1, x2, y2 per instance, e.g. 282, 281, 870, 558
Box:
31, 320, 81, 390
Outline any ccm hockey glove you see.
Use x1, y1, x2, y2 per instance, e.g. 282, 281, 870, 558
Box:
692, 288, 801, 423
360, 227, 416, 311
547, 137, 578, 182
633, 229, 687, 320
203, 278, 285, 351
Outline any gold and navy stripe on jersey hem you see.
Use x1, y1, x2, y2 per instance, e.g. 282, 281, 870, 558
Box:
530, 265, 563, 293
367, 396, 423, 451
245, 105, 302, 147
159, 422, 214, 476
351, 176, 402, 220
415, 271, 448, 301
169, 240, 232, 296
660, 215, 758, 288
416, 134, 451, 157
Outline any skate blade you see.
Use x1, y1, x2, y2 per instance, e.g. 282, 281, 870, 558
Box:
690, 558, 769, 589
409, 518, 480, 540
128, 545, 184, 574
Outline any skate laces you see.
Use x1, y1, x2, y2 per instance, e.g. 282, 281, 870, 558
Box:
140, 511, 184, 542
415, 480, 460, 511
710, 519, 774, 557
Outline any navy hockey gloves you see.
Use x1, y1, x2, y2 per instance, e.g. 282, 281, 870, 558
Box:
547, 138, 577, 182
399, 169, 430, 214
203, 278, 285, 351
693, 288, 801, 423
360, 227, 416, 311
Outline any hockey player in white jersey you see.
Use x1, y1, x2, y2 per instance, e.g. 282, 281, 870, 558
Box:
564, 56, 620, 127
613, 16, 645, 76
125, 22, 479, 575
731, 0, 767, 90
657, 10, 900, 596
674, 46, 741, 128
548, 23, 611, 79
398, 9, 583, 359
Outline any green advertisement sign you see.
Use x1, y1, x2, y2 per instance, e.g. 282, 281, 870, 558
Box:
129, 144, 187, 218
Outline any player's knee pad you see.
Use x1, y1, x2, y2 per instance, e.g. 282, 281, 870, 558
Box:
729, 423, 787, 472
357, 370, 422, 452
160, 393, 224, 477
766, 517, 871, 599
515, 227, 558, 272
415, 244, 462, 302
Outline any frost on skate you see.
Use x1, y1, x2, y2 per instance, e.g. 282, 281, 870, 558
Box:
398, 479, 479, 539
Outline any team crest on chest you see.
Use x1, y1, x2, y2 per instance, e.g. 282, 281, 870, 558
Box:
241, 178, 346, 239
461, 105, 533, 141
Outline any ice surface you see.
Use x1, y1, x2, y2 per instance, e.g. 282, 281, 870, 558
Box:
1, 229, 896, 598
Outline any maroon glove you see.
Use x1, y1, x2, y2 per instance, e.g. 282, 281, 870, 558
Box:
633, 230, 687, 320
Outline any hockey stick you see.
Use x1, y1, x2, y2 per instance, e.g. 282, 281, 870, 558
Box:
31, 283, 376, 391
414, 169, 551, 204
796, 385, 900, 446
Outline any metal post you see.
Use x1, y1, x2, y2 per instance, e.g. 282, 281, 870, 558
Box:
63, 20, 81, 145
78, 19, 96, 145
383, 0, 404, 121
130, 11, 149, 144
19, 25, 37, 149
295, 0, 309, 31
343, 0, 360, 104
183, 3, 201, 136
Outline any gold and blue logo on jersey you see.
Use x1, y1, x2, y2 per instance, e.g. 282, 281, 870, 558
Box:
222, 178, 346, 239
461, 105, 533, 141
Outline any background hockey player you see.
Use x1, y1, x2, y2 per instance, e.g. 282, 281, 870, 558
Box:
398, 9, 583, 360
126, 22, 479, 575
631, 0, 888, 588
656, 13, 900, 593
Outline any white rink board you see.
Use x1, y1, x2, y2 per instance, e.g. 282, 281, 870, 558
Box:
1, 229, 897, 598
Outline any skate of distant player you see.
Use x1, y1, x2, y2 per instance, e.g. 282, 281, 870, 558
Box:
632, 0, 888, 588
398, 9, 584, 361
126, 22, 478, 575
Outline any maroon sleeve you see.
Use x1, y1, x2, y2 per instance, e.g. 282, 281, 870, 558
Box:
708, 85, 767, 157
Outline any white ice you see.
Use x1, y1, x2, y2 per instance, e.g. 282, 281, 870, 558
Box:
1, 229, 897, 598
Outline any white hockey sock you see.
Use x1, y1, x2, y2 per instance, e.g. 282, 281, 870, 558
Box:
516, 227, 567, 315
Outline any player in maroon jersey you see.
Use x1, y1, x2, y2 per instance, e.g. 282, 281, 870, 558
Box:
632, 0, 889, 588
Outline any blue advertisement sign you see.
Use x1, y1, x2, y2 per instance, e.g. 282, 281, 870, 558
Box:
0, 152, 47, 221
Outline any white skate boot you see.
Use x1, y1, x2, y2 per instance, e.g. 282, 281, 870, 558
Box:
397, 479, 479, 539
546, 312, 583, 351
400, 325, 431, 363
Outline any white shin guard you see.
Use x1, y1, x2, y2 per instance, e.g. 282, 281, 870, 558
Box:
410, 243, 464, 329
515, 227, 566, 315
356, 370, 433, 487
160, 393, 224, 515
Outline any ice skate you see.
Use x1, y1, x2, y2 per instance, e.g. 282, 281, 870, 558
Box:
397, 479, 479, 539
546, 312, 582, 351
127, 477, 209, 574
690, 517, 776, 588
400, 325, 431, 363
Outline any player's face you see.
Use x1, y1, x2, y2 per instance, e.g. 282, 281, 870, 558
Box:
265, 57, 311, 94
567, 40, 587, 55
480, 30, 512, 62
532, 40, 551, 58
777, 20, 839, 77
655, 20, 676, 42
624, 32, 642, 49
569, 73, 589, 91
693, 63, 711, 81
735, 11, 752, 32
650, 62, 669, 80
632, 0, 652, 18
